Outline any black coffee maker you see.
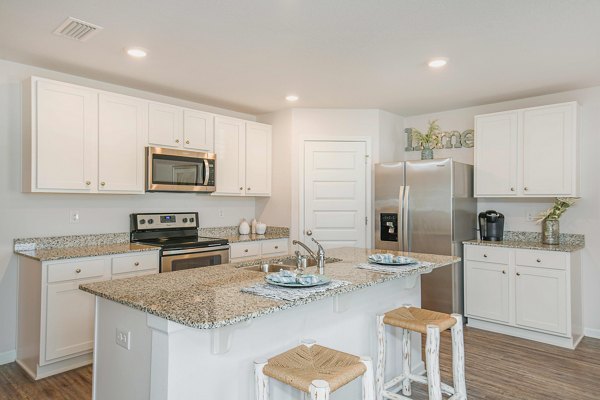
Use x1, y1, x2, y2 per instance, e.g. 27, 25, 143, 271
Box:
479, 210, 505, 241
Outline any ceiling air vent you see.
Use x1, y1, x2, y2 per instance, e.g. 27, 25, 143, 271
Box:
53, 17, 103, 42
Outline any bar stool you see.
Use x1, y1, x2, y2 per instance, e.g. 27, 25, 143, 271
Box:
254, 339, 375, 400
376, 306, 466, 400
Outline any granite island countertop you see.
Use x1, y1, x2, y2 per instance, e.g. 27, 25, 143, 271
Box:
80, 247, 458, 330
463, 231, 585, 252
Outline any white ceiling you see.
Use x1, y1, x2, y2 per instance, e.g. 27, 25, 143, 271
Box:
1, 0, 599, 116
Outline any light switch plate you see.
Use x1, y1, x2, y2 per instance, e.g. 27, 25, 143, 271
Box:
116, 328, 131, 350
69, 210, 80, 224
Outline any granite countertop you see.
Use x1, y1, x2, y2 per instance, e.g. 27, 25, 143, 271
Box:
463, 231, 585, 253
80, 247, 458, 330
198, 226, 289, 243
15, 243, 160, 261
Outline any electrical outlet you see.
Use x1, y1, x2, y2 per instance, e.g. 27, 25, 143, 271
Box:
526, 211, 536, 222
218, 209, 224, 217
69, 210, 80, 224
116, 329, 131, 350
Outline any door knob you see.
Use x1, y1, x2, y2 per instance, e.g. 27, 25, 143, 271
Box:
306, 230, 312, 236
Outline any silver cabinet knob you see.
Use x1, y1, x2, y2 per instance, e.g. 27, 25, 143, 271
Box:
244, 249, 249, 253
510, 187, 515, 192
240, 187, 243, 191
85, 181, 91, 186
175, 139, 180, 143
502, 270, 506, 274
306, 230, 312, 236
75, 268, 81, 273
134, 262, 140, 266
516, 272, 521, 276
524, 187, 529, 191
274, 246, 279, 249
536, 258, 541, 263
185, 140, 190, 144
100, 182, 106, 187
483, 254, 488, 258
247, 187, 251, 191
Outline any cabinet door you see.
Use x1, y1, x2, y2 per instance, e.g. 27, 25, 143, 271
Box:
98, 93, 148, 193
522, 103, 577, 196
35, 79, 98, 191
465, 260, 510, 323
474, 112, 518, 196
45, 277, 108, 361
213, 117, 245, 196
515, 265, 567, 334
183, 109, 214, 152
245, 122, 272, 196
148, 102, 183, 148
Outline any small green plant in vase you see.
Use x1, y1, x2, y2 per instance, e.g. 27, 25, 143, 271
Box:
536, 197, 578, 245
412, 119, 441, 160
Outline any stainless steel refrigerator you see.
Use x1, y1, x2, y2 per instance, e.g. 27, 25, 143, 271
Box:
374, 158, 476, 314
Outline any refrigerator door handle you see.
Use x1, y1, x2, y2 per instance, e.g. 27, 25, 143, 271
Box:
399, 185, 405, 252
403, 185, 410, 252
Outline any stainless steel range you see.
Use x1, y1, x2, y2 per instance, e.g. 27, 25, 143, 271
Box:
130, 212, 229, 272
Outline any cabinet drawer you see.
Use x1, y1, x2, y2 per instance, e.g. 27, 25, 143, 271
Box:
112, 252, 159, 274
230, 242, 261, 259
112, 268, 159, 280
261, 239, 288, 256
465, 245, 509, 264
47, 259, 107, 283
515, 250, 567, 270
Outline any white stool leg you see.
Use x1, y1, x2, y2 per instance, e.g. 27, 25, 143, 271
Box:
309, 380, 330, 400
401, 328, 412, 396
451, 314, 467, 399
360, 356, 375, 400
254, 358, 269, 400
375, 315, 385, 400
425, 325, 442, 400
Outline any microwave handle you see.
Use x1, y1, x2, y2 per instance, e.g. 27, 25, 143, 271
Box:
203, 159, 210, 185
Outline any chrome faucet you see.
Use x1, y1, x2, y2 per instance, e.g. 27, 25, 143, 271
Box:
292, 238, 326, 275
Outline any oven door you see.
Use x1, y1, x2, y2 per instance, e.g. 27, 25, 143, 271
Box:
161, 245, 229, 273
147, 147, 216, 192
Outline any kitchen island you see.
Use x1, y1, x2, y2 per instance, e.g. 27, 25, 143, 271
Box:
80, 247, 458, 400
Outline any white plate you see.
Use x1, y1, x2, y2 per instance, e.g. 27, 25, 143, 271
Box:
265, 275, 331, 288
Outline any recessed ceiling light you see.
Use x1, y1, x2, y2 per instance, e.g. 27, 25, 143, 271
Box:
428, 58, 448, 68
126, 47, 147, 58
285, 95, 299, 102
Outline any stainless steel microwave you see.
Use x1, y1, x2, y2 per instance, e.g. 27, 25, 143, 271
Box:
146, 147, 216, 192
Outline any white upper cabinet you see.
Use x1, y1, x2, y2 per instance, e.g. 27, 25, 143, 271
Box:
213, 118, 272, 197
148, 102, 183, 148
32, 79, 98, 192
245, 122, 272, 196
98, 93, 148, 193
474, 102, 579, 198
213, 116, 246, 196
149, 102, 215, 152
474, 111, 518, 196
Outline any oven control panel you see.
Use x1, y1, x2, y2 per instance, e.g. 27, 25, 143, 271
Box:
132, 212, 198, 230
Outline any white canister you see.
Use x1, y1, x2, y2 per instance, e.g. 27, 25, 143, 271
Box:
256, 222, 267, 235
239, 219, 250, 235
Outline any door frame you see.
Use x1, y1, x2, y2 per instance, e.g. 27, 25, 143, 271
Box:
298, 136, 373, 248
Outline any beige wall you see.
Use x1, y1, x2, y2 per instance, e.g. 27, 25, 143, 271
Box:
403, 85, 600, 338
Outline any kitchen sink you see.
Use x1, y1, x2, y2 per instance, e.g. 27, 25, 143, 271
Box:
242, 256, 341, 273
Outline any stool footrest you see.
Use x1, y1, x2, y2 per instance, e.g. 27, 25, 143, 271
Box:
383, 374, 456, 396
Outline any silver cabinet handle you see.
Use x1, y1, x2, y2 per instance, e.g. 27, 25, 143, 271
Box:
75, 268, 81, 273
306, 230, 312, 236
134, 262, 140, 266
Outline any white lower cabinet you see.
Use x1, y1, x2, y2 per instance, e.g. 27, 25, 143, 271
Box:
464, 245, 581, 349
229, 238, 289, 262
17, 250, 159, 379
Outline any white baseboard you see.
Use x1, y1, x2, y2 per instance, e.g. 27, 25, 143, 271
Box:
584, 327, 600, 339
0, 350, 16, 365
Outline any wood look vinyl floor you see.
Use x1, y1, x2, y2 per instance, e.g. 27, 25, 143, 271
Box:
0, 327, 598, 399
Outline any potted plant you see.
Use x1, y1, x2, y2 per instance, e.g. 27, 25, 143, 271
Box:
536, 197, 578, 244
411, 119, 441, 160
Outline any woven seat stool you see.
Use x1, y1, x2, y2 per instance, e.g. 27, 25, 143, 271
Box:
376, 306, 466, 400
254, 339, 375, 400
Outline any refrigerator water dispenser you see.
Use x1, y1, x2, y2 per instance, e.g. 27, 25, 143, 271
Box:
380, 213, 398, 242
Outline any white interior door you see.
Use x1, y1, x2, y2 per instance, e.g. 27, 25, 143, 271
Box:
303, 141, 367, 249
